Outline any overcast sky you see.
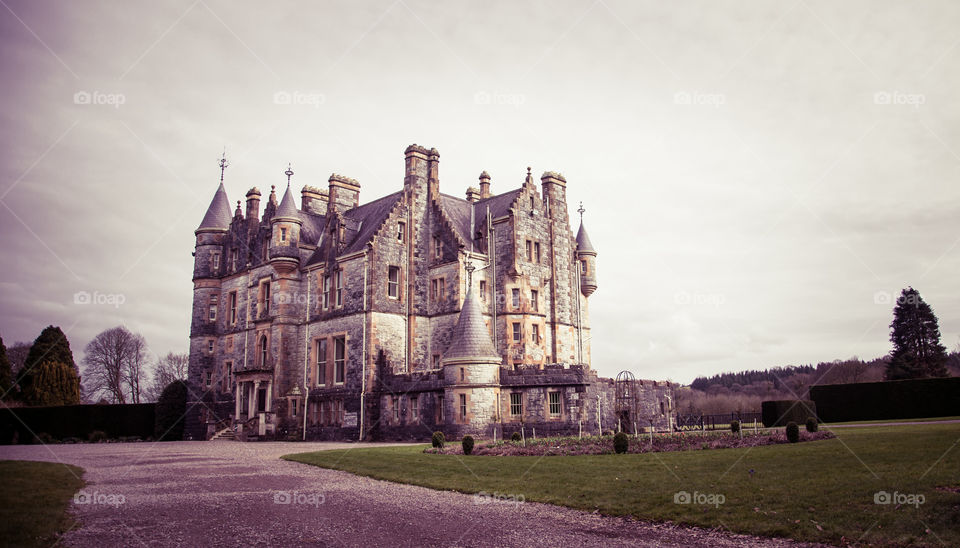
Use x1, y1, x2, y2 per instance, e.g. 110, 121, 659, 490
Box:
1, 1, 958, 385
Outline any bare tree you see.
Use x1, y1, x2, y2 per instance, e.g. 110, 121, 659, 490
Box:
145, 352, 188, 402
82, 327, 148, 404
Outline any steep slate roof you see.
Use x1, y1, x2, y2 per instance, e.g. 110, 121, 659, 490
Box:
443, 281, 500, 361
342, 191, 403, 254
197, 182, 233, 231
439, 194, 473, 244
576, 221, 596, 254
275, 183, 300, 219
475, 189, 522, 221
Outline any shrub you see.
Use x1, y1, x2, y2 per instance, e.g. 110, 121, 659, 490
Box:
810, 377, 960, 422
730, 420, 740, 433
805, 417, 818, 432
613, 432, 629, 454
154, 380, 188, 441
34, 432, 56, 445
88, 430, 107, 443
431, 431, 445, 448
786, 421, 800, 443
510, 432, 522, 442
462, 435, 475, 455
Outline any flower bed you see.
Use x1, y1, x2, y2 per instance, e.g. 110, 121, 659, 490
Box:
424, 430, 835, 456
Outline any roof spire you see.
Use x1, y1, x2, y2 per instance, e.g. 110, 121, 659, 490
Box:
284, 162, 294, 186
219, 148, 229, 183
578, 201, 585, 221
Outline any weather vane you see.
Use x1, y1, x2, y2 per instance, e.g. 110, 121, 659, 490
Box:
465, 259, 476, 286
284, 162, 294, 185
218, 148, 229, 182
577, 201, 585, 220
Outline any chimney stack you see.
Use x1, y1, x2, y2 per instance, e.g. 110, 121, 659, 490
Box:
479, 171, 491, 199
465, 186, 481, 203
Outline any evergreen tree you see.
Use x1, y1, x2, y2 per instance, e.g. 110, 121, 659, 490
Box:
886, 287, 949, 380
0, 336, 12, 398
17, 326, 81, 406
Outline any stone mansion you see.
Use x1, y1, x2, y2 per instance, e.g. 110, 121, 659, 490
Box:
184, 144, 672, 441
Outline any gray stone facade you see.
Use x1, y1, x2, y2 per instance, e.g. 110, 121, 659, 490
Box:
185, 145, 672, 441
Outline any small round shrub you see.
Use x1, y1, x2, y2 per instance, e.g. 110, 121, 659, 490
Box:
431, 431, 445, 448
510, 432, 522, 442
88, 430, 107, 443
462, 435, 475, 455
785, 421, 800, 443
730, 420, 740, 434
805, 417, 818, 433
613, 432, 629, 454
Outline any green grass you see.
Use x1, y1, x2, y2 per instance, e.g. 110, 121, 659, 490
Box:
0, 460, 86, 547
285, 423, 960, 546
824, 416, 960, 426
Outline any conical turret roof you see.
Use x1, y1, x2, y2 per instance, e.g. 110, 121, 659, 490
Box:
443, 282, 500, 362
197, 182, 232, 231
576, 221, 596, 254
274, 183, 300, 221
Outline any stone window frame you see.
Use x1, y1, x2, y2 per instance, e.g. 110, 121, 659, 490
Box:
459, 393, 468, 423
208, 294, 219, 323
548, 391, 562, 417
511, 288, 520, 309
580, 259, 589, 276
322, 274, 331, 310
280, 227, 288, 243
206, 339, 215, 354
393, 395, 400, 423
205, 370, 213, 388
211, 251, 221, 271
512, 322, 522, 343
433, 235, 443, 260
230, 248, 238, 271
531, 324, 540, 345
509, 392, 523, 418
431, 276, 446, 302
534, 241, 541, 263
228, 291, 238, 325
387, 265, 401, 299
334, 269, 343, 308
397, 221, 405, 241
314, 338, 328, 386
333, 335, 346, 385
479, 280, 487, 302
530, 289, 538, 312
257, 333, 269, 367
525, 239, 533, 262
410, 395, 419, 422
257, 278, 271, 317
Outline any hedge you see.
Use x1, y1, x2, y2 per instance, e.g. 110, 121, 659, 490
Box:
0, 403, 155, 444
761, 400, 818, 427
810, 377, 960, 423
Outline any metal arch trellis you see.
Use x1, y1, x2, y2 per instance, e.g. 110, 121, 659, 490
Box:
614, 370, 639, 430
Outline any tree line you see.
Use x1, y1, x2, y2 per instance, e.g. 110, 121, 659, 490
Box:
0, 325, 187, 406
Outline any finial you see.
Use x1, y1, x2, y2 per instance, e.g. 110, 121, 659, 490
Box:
218, 148, 229, 183
284, 163, 294, 186
527, 167, 531, 175
465, 259, 476, 286
578, 201, 585, 220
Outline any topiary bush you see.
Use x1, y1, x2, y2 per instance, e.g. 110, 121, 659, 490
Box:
730, 420, 740, 434
805, 417, 818, 432
462, 435, 475, 455
613, 432, 629, 454
431, 431, 445, 448
785, 421, 800, 443
154, 380, 187, 441
88, 430, 107, 443
510, 431, 522, 442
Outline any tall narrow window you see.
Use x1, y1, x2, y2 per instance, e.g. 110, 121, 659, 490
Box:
280, 227, 287, 242
432, 354, 441, 369
431, 279, 438, 302
512, 322, 521, 343
322, 275, 330, 309
534, 242, 541, 263
388, 266, 400, 298
532, 324, 540, 344
459, 393, 467, 422
511, 288, 520, 309
397, 222, 405, 241
530, 290, 538, 312
510, 393, 522, 417
393, 396, 400, 422
410, 395, 418, 421
207, 339, 215, 353
211, 252, 220, 271
316, 339, 327, 386
433, 236, 442, 259
258, 335, 268, 366
230, 248, 238, 271
260, 281, 271, 315
549, 392, 561, 416
229, 292, 238, 324
334, 336, 346, 384
580, 259, 588, 275
479, 280, 487, 302
525, 240, 532, 261
208, 294, 218, 322
529, 195, 535, 210
438, 278, 445, 301
335, 270, 342, 307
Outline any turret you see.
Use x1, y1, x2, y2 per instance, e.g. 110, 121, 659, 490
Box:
575, 209, 597, 297
269, 164, 302, 275
194, 165, 232, 280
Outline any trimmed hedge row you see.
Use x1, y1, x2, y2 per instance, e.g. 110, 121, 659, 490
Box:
810, 377, 960, 423
761, 400, 818, 427
0, 403, 155, 444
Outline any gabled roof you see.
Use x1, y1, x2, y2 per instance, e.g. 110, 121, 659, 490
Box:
305, 191, 402, 265
443, 281, 500, 362
197, 182, 233, 231
475, 189, 522, 222
439, 194, 473, 244
275, 183, 300, 220
576, 221, 596, 254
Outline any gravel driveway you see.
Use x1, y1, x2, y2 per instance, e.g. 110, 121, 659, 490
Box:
0, 441, 823, 547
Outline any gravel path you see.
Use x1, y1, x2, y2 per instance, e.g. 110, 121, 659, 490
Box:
0, 441, 825, 547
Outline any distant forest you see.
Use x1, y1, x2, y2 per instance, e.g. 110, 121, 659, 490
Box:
676, 352, 960, 415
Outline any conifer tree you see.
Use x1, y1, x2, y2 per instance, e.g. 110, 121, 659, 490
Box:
886, 287, 949, 380
17, 326, 81, 406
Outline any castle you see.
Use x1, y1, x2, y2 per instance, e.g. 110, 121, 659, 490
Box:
185, 144, 672, 441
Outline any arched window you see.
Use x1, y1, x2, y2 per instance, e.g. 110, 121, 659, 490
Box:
259, 335, 268, 367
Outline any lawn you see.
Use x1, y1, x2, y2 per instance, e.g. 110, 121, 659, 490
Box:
0, 460, 86, 547
285, 423, 960, 546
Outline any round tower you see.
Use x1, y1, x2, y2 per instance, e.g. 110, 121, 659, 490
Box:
576, 205, 598, 297
269, 164, 302, 275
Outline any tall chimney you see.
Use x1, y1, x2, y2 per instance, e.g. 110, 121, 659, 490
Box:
479, 171, 491, 199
